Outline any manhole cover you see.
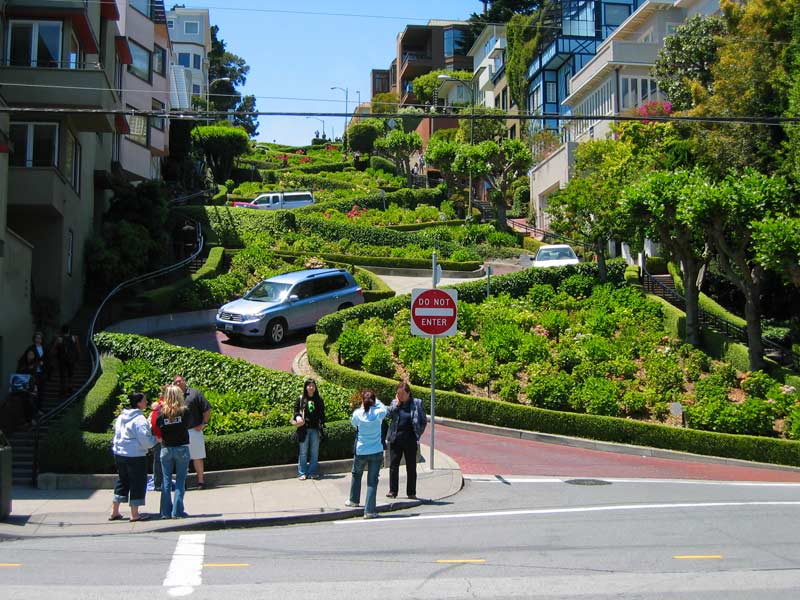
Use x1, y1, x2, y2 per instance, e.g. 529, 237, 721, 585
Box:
563, 478, 611, 486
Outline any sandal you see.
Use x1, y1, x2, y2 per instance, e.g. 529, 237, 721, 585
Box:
130, 514, 150, 522
108, 514, 123, 521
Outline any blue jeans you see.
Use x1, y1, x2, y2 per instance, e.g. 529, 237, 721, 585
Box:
160, 445, 190, 518
298, 428, 320, 477
349, 452, 383, 515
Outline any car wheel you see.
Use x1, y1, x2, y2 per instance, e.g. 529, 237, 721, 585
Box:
337, 302, 353, 311
266, 318, 287, 345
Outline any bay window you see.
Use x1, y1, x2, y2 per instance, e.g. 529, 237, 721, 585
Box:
9, 122, 59, 168
8, 21, 62, 67
128, 40, 152, 82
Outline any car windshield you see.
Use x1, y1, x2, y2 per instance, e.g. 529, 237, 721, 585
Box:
536, 247, 577, 261
244, 281, 291, 302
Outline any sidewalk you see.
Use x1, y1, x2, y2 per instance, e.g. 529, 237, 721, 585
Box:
0, 444, 462, 539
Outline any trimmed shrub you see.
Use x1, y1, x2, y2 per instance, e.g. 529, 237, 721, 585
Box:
369, 156, 397, 174
336, 326, 372, 367
362, 345, 395, 378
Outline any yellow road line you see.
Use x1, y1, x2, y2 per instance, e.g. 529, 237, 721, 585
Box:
204, 563, 250, 567
673, 555, 723, 560
436, 559, 486, 564
0, 564, 22, 567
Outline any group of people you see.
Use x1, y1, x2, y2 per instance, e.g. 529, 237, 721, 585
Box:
109, 375, 211, 522
293, 379, 428, 519
7, 326, 80, 430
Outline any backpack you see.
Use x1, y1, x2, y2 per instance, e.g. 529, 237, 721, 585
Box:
57, 334, 78, 364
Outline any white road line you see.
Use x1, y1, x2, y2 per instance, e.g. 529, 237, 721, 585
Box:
163, 534, 206, 597
334, 501, 800, 525
464, 475, 800, 487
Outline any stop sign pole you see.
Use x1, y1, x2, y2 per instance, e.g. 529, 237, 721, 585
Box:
410, 252, 458, 469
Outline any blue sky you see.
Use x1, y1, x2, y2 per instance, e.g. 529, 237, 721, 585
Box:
183, 1, 480, 145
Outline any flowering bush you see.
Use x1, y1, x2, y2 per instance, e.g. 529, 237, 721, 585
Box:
638, 100, 673, 123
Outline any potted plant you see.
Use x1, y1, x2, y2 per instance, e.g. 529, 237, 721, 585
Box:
0, 429, 10, 520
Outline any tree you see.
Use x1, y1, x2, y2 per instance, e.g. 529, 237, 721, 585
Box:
346, 118, 386, 154
425, 136, 468, 198
467, 1, 541, 47
752, 216, 800, 287
371, 92, 399, 114
410, 69, 472, 106
682, 170, 795, 370
456, 105, 506, 144
506, 12, 541, 110
651, 15, 727, 111
232, 94, 259, 137
546, 140, 637, 282
622, 169, 709, 347
207, 25, 251, 112
191, 124, 250, 183
374, 129, 423, 186
455, 138, 531, 230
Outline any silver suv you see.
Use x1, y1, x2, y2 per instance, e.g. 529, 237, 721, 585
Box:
216, 268, 363, 344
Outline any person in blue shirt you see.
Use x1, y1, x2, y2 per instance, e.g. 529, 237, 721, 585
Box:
345, 389, 388, 519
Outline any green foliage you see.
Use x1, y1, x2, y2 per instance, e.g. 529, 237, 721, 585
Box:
371, 92, 399, 114
558, 274, 596, 299
362, 344, 395, 378
191, 125, 250, 182
374, 129, 423, 183
457, 106, 507, 144
526, 371, 574, 411
337, 326, 372, 367
369, 155, 397, 175
741, 370, 780, 399
346, 118, 386, 154
752, 216, 800, 287
411, 69, 472, 105
570, 377, 621, 417
506, 12, 540, 111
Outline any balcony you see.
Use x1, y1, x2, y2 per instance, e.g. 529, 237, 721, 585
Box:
0, 64, 118, 131
8, 166, 77, 218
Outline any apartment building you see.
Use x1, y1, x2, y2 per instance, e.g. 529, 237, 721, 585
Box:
0, 0, 127, 397
117, 0, 170, 180
529, 0, 718, 231
166, 6, 210, 110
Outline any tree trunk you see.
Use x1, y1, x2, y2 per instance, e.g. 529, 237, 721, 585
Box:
493, 197, 508, 231
681, 259, 701, 347
595, 241, 607, 282
743, 282, 765, 371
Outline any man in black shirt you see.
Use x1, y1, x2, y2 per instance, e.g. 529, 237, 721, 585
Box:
173, 375, 212, 489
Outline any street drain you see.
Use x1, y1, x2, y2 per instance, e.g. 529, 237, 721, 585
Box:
563, 478, 611, 486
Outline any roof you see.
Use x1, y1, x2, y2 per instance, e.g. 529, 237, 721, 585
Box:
268, 269, 346, 284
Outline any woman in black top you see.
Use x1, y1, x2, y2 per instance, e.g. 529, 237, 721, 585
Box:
155, 384, 191, 519
292, 378, 325, 480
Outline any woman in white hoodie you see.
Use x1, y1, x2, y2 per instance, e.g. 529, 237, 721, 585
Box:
109, 392, 157, 522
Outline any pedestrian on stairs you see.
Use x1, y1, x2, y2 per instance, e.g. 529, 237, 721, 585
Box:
52, 324, 80, 396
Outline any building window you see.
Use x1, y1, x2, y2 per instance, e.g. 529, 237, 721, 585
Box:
509, 124, 517, 139
546, 82, 557, 103
638, 28, 654, 43
63, 129, 81, 193
193, 54, 201, 70
444, 28, 467, 57
563, 2, 594, 37
192, 84, 201, 95
604, 4, 631, 28
8, 21, 62, 67
530, 85, 542, 114
9, 122, 59, 168
501, 87, 508, 111
184, 21, 200, 35
151, 99, 166, 131
167, 19, 175, 29
128, 40, 152, 82
153, 45, 166, 76
665, 22, 681, 36
126, 105, 150, 147
130, 0, 151, 18
177, 52, 190, 68
621, 76, 661, 109
68, 32, 83, 69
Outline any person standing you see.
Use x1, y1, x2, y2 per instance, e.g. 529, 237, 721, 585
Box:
26, 331, 49, 403
155, 385, 191, 519
292, 378, 325, 480
110, 392, 157, 522
173, 375, 212, 489
345, 390, 388, 519
52, 324, 79, 396
386, 381, 427, 499
149, 395, 164, 492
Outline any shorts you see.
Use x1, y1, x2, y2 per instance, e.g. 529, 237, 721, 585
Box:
188, 428, 206, 460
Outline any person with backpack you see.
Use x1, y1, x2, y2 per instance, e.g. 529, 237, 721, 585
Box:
53, 324, 79, 396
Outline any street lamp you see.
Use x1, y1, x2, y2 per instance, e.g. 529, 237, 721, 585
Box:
437, 74, 476, 219
306, 116, 326, 139
330, 85, 349, 154
206, 77, 231, 112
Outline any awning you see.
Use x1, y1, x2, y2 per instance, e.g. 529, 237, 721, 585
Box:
115, 36, 133, 65
100, 0, 121, 21
114, 114, 130, 135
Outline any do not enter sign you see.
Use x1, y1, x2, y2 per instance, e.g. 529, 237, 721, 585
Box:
411, 288, 458, 337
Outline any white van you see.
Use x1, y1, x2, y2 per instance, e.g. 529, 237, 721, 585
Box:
233, 191, 315, 210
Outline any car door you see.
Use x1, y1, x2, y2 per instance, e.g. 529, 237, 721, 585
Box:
314, 274, 349, 319
287, 280, 320, 329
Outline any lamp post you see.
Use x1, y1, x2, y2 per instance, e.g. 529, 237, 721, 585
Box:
437, 74, 475, 219
306, 116, 326, 139
356, 90, 361, 122
330, 85, 349, 154
206, 77, 231, 117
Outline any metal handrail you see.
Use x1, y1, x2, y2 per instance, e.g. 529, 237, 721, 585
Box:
30, 191, 210, 485
506, 219, 592, 254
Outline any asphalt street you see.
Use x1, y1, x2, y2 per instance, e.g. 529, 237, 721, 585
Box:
2, 477, 800, 598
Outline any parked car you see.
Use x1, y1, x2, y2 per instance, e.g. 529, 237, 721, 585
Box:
231, 190, 315, 210
216, 268, 363, 344
532, 244, 580, 268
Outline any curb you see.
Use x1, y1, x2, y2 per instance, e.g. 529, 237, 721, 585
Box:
437, 417, 800, 474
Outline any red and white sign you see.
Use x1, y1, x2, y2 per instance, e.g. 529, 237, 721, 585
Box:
411, 288, 458, 337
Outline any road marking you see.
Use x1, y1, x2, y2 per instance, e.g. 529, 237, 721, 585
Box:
0, 564, 22, 567
204, 563, 250, 567
163, 533, 206, 597
436, 559, 486, 564
674, 555, 723, 560
334, 501, 800, 525
464, 475, 800, 487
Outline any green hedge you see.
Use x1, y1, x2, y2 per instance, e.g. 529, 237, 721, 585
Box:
306, 334, 800, 467
522, 237, 546, 253
668, 262, 747, 329
210, 184, 228, 205
385, 219, 465, 231
134, 246, 226, 314
316, 260, 628, 340
271, 249, 481, 272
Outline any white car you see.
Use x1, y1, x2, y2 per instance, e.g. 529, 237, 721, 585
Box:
532, 244, 580, 268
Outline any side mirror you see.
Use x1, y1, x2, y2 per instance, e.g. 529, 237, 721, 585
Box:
288, 294, 300, 302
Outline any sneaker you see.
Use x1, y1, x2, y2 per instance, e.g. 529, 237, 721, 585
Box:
298, 475, 307, 481
344, 500, 359, 507
364, 512, 379, 519
385, 492, 397, 498
407, 494, 417, 499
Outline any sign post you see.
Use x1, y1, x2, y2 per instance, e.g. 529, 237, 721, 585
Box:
411, 255, 458, 469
